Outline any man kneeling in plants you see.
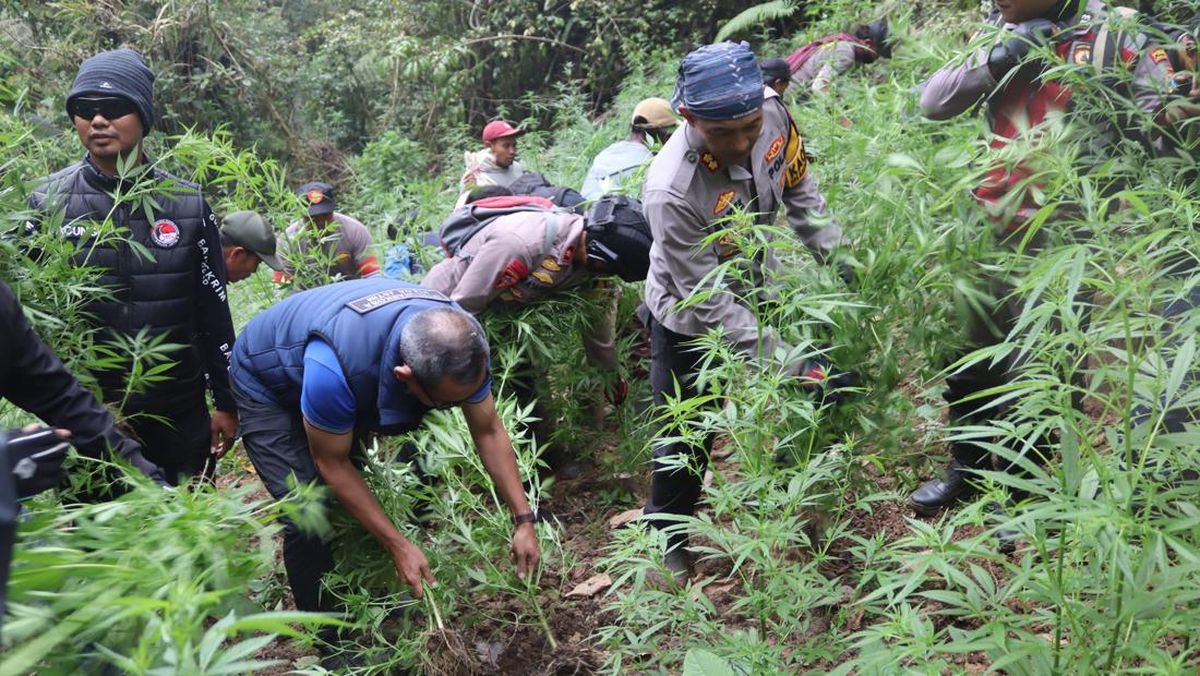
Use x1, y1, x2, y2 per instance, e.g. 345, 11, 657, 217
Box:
422, 193, 653, 475
228, 278, 539, 641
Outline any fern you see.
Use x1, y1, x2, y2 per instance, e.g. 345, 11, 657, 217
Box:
714, 0, 800, 42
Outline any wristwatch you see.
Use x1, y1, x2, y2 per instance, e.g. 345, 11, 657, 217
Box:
512, 511, 537, 525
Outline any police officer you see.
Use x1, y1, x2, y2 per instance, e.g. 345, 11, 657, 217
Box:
228, 278, 539, 625
422, 195, 652, 472
911, 0, 1178, 519
220, 211, 284, 283
1, 279, 164, 633
787, 20, 891, 97
642, 42, 846, 581
277, 182, 382, 289
27, 49, 238, 485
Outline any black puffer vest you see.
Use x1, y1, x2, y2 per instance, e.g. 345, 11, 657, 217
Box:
29, 156, 208, 408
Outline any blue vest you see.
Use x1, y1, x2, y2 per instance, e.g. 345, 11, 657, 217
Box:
231, 279, 457, 433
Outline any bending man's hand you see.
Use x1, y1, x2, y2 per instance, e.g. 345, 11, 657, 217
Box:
510, 522, 540, 579
210, 409, 239, 459
391, 539, 437, 598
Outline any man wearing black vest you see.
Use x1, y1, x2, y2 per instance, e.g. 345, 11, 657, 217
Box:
27, 49, 238, 484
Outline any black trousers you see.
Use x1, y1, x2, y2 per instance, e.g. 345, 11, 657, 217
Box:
1133, 258, 1200, 437
944, 269, 1089, 473
642, 317, 716, 547
233, 384, 424, 615
127, 388, 213, 486
234, 384, 335, 613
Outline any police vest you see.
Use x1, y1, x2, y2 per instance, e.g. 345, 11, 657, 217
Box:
976, 7, 1145, 226
28, 157, 210, 403
231, 279, 456, 434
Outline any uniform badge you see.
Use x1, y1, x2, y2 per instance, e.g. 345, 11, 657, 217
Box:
150, 219, 181, 247
540, 257, 561, 272
532, 270, 555, 285
713, 190, 736, 215
1073, 44, 1092, 65
494, 258, 529, 289
782, 127, 810, 189
716, 234, 738, 259
764, 135, 785, 163
699, 151, 720, 173
560, 246, 575, 265
1150, 48, 1169, 64
306, 189, 326, 204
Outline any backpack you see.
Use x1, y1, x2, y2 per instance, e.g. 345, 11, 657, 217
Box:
507, 171, 586, 208
437, 195, 563, 256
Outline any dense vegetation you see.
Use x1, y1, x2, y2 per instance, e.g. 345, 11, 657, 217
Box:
2, 0, 1199, 673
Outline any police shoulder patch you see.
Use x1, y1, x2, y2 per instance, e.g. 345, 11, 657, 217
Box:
346, 286, 450, 314
1150, 47, 1169, 64
1073, 43, 1092, 65
764, 135, 785, 163
713, 190, 736, 215
494, 258, 530, 289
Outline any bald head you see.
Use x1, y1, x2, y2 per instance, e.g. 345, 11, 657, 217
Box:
398, 307, 490, 390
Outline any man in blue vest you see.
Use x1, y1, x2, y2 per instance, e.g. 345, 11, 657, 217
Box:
229, 278, 539, 621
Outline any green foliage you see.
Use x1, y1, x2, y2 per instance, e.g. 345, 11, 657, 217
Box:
2, 474, 337, 673
717, 1, 802, 43
3, 1, 1200, 673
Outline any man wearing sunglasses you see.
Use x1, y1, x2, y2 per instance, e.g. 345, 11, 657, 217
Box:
26, 49, 238, 486
228, 278, 539, 643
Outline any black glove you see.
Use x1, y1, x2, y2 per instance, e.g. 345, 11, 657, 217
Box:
988, 19, 1058, 79
3, 426, 70, 499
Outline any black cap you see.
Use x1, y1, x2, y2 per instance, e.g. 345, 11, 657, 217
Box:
297, 181, 336, 216
868, 20, 891, 58
759, 58, 791, 83
584, 195, 653, 283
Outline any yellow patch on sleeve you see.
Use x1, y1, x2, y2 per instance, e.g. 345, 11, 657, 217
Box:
713, 190, 736, 215
783, 125, 810, 189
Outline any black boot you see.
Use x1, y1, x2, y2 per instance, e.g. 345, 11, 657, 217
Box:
909, 460, 980, 516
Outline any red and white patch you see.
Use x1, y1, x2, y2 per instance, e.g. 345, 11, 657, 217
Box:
764, 135, 785, 163
150, 219, 181, 247
1150, 48, 1169, 65
494, 258, 530, 289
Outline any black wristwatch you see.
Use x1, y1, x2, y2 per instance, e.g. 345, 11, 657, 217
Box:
512, 511, 537, 525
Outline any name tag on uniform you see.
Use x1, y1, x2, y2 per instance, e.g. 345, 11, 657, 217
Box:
346, 287, 449, 314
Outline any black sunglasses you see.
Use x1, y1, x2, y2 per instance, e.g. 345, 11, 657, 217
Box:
68, 97, 138, 121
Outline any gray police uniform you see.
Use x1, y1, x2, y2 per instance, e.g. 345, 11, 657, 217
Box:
791, 41, 859, 95
641, 86, 842, 537
422, 210, 617, 370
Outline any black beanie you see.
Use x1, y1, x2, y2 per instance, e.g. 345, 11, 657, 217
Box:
585, 196, 654, 283
66, 49, 156, 132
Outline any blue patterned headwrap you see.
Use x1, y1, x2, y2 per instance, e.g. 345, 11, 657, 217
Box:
671, 42, 764, 121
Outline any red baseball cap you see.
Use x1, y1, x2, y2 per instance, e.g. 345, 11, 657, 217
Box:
482, 120, 525, 143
